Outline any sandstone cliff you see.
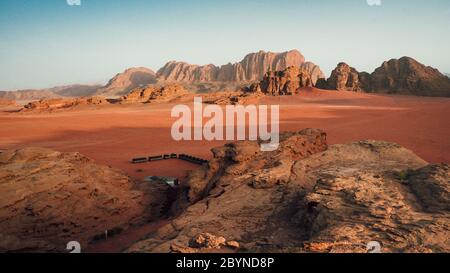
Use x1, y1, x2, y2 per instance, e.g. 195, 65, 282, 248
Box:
157, 50, 305, 83
323, 62, 364, 92
245, 63, 325, 95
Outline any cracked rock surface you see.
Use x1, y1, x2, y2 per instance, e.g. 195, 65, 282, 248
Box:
127, 129, 449, 253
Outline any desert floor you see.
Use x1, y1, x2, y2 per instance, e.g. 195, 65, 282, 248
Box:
1, 89, 449, 252
1, 89, 449, 183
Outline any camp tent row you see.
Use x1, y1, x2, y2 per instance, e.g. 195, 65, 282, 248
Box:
132, 153, 208, 165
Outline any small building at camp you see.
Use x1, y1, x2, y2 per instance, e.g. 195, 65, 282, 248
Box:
144, 176, 179, 188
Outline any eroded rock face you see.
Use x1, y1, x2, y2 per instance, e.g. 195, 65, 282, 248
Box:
370, 57, 450, 97
121, 84, 189, 103
127, 130, 449, 253
23, 96, 108, 111
299, 62, 326, 86
0, 148, 168, 252
325, 62, 364, 92
157, 50, 305, 83
246, 65, 325, 95
96, 67, 157, 96
169, 233, 239, 253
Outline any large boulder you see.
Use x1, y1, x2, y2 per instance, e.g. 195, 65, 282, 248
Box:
325, 62, 364, 92
0, 148, 168, 252
246, 66, 322, 95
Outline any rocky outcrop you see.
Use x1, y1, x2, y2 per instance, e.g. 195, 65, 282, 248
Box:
121, 84, 189, 103
169, 233, 240, 253
246, 64, 325, 95
23, 96, 109, 111
156, 62, 219, 82
299, 62, 326, 86
157, 50, 305, 83
0, 148, 169, 252
127, 129, 449, 253
321, 58, 450, 97
320, 62, 365, 92
96, 67, 157, 97
369, 57, 450, 97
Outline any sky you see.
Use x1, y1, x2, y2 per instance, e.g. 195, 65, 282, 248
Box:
0, 0, 449, 90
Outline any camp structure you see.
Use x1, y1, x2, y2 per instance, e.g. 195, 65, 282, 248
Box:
144, 176, 179, 188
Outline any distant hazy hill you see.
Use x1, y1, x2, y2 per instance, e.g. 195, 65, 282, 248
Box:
95, 67, 157, 97
0, 67, 157, 100
0, 84, 101, 101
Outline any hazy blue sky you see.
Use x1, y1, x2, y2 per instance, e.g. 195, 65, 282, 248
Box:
1, 0, 449, 90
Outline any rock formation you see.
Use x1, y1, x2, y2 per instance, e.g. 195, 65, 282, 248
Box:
369, 57, 450, 97
23, 96, 109, 111
319, 62, 365, 92
121, 84, 189, 103
320, 57, 450, 97
245, 64, 325, 95
0, 148, 169, 252
299, 62, 326, 86
157, 50, 305, 83
202, 91, 261, 105
170, 232, 240, 253
96, 67, 157, 97
127, 129, 449, 253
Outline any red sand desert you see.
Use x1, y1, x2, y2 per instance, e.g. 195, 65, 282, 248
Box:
1, 88, 449, 183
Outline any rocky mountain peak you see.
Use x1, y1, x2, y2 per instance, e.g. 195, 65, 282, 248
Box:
157, 49, 305, 83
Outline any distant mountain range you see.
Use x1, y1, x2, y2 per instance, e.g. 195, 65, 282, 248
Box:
0, 84, 102, 101
1, 50, 306, 100
1, 49, 449, 100
0, 68, 157, 100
